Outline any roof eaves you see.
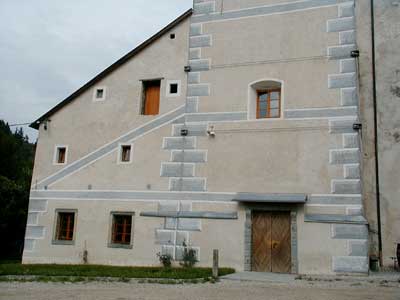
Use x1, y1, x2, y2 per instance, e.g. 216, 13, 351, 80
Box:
30, 8, 192, 129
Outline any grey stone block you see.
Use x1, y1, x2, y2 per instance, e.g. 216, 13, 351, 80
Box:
349, 240, 368, 256
343, 133, 359, 148
180, 201, 192, 212
328, 73, 356, 89
171, 150, 207, 163
27, 212, 39, 225
155, 229, 175, 245
329, 118, 358, 134
328, 44, 356, 59
189, 59, 210, 71
177, 218, 201, 231
188, 72, 200, 84
346, 205, 363, 216
190, 35, 211, 48
339, 3, 354, 18
176, 231, 189, 245
307, 194, 362, 205
28, 199, 47, 212
189, 24, 202, 36
159, 201, 178, 212
175, 246, 200, 261
25, 226, 45, 239
339, 30, 356, 45
160, 163, 195, 177
188, 84, 210, 97
172, 123, 207, 137
341, 87, 358, 106
24, 239, 35, 251
329, 148, 360, 164
305, 214, 367, 224
194, 1, 215, 15
185, 112, 247, 123
332, 224, 368, 239
327, 17, 355, 32
344, 164, 360, 179
162, 137, 196, 150
186, 97, 199, 113
169, 178, 206, 192
340, 59, 356, 73
161, 245, 174, 257
164, 217, 177, 230
332, 179, 361, 194
332, 256, 368, 273
189, 48, 201, 60
284, 107, 357, 119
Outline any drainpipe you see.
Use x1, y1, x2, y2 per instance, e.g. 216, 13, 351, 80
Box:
370, 0, 383, 267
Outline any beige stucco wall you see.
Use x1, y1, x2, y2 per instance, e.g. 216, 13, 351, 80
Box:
31, 17, 190, 185
23, 198, 344, 274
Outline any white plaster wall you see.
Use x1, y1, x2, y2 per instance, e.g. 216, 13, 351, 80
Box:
31, 17, 190, 185
196, 120, 343, 194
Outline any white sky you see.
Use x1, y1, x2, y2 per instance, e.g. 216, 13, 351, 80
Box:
0, 0, 191, 142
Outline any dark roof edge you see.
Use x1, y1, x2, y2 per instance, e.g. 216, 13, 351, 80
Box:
30, 8, 192, 129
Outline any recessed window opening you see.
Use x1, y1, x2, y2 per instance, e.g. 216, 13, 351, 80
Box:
142, 80, 161, 115
170, 33, 175, 39
111, 214, 133, 245
170, 83, 178, 94
55, 211, 75, 241
249, 80, 282, 120
120, 145, 132, 162
96, 89, 104, 98
93, 86, 106, 101
54, 146, 68, 165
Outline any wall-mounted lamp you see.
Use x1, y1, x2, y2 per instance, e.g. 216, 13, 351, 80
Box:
207, 125, 216, 137
43, 119, 51, 130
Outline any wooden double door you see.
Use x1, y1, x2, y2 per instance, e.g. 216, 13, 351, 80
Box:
252, 211, 291, 273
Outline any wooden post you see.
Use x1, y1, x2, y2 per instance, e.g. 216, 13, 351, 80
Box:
212, 249, 219, 278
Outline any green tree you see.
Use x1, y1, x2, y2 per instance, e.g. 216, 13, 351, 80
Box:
0, 120, 35, 259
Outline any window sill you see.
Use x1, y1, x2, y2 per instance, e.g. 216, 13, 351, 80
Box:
108, 243, 133, 249
52, 240, 75, 246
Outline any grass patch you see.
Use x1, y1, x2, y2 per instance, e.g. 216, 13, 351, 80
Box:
0, 263, 234, 280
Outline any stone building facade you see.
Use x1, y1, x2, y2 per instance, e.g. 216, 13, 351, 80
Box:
23, 0, 399, 274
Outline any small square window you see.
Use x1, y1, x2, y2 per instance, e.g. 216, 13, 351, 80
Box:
170, 83, 178, 94
93, 87, 106, 101
55, 211, 75, 242
110, 213, 133, 247
119, 144, 132, 163
170, 33, 175, 39
166, 80, 180, 97
96, 89, 104, 98
54, 146, 68, 165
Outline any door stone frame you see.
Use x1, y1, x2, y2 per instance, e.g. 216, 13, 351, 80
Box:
243, 204, 299, 274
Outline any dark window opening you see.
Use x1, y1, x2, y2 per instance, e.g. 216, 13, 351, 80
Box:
56, 212, 75, 241
96, 89, 104, 98
111, 214, 132, 245
169, 83, 178, 94
170, 33, 175, 39
142, 80, 161, 115
57, 147, 66, 164
121, 145, 131, 162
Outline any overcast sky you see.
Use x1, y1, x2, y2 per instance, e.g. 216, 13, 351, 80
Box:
0, 0, 191, 142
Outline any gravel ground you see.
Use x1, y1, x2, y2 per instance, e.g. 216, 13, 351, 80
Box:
0, 279, 399, 300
